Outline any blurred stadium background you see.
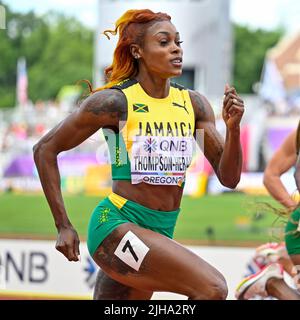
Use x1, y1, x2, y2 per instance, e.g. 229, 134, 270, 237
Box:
0, 0, 300, 299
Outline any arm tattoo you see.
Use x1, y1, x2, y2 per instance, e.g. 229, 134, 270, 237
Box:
189, 91, 207, 120
85, 89, 127, 121
204, 125, 223, 172
189, 90, 224, 174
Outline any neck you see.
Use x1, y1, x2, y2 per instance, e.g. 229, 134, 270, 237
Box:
135, 70, 170, 99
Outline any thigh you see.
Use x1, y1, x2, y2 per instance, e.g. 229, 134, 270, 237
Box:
93, 269, 153, 300
92, 222, 227, 299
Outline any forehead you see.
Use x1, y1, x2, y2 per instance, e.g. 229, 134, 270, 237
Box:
145, 20, 179, 37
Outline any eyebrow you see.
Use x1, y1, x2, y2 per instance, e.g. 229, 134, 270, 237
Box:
155, 31, 180, 37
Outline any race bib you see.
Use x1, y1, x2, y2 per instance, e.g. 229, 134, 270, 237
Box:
130, 135, 194, 186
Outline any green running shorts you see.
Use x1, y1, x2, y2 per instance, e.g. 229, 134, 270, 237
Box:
87, 192, 180, 256
285, 208, 300, 255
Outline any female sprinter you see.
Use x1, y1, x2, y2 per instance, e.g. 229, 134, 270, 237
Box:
33, 9, 245, 300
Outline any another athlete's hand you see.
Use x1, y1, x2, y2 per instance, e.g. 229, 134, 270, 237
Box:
55, 226, 80, 262
222, 84, 245, 130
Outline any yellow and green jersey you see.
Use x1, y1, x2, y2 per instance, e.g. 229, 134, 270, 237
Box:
103, 78, 195, 187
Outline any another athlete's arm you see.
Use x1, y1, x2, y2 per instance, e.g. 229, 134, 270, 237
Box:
33, 89, 126, 261
190, 85, 244, 188
263, 130, 297, 209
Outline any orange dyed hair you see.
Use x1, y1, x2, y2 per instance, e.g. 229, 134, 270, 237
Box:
90, 9, 171, 93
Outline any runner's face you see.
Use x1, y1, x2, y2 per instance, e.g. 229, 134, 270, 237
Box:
140, 21, 183, 78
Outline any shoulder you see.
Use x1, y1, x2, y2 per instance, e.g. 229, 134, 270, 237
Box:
80, 88, 127, 120
282, 129, 297, 154
188, 89, 214, 121
82, 88, 127, 110
267, 130, 297, 166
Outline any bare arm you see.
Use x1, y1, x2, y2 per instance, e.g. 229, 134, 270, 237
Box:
264, 130, 297, 209
190, 86, 244, 188
33, 89, 127, 261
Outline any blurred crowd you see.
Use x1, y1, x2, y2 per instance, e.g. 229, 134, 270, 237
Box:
0, 99, 105, 178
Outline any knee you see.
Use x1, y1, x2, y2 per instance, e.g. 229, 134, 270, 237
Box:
206, 279, 228, 300
190, 275, 228, 300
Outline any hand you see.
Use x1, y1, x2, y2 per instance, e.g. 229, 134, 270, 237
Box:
55, 226, 80, 262
222, 84, 245, 130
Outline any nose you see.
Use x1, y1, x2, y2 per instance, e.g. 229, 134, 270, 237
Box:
171, 43, 182, 55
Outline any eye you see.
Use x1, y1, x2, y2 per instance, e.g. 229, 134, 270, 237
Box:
176, 40, 183, 46
160, 40, 168, 46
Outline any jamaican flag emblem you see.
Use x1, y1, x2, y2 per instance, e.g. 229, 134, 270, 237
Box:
133, 103, 149, 113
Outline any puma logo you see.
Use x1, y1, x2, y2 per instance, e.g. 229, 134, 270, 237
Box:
172, 101, 189, 114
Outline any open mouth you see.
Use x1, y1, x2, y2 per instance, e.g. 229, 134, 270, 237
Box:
171, 57, 183, 67
171, 57, 182, 63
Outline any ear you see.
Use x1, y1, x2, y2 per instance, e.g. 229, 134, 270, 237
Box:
130, 44, 142, 59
